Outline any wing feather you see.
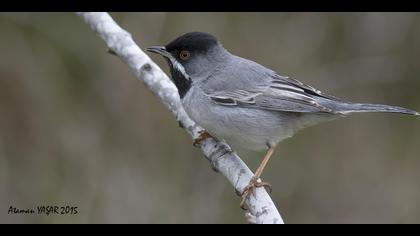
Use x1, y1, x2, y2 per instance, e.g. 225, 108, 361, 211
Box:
206, 74, 341, 114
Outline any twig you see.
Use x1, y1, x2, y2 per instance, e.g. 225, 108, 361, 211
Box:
77, 12, 284, 224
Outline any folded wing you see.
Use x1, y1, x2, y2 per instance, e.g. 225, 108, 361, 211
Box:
206, 74, 343, 114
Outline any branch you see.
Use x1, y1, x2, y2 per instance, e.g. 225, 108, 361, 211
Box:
77, 12, 284, 224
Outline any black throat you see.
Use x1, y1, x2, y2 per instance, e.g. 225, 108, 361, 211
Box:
168, 61, 192, 99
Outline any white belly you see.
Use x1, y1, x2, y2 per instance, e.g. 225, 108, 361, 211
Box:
182, 87, 297, 151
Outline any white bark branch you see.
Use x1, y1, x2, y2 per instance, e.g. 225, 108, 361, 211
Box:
77, 12, 284, 224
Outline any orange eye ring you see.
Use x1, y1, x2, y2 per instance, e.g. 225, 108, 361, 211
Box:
179, 50, 191, 60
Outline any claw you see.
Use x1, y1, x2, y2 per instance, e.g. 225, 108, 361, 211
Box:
239, 177, 272, 210
193, 130, 213, 147
255, 181, 272, 193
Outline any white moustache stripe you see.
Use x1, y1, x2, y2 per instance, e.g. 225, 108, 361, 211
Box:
169, 58, 190, 79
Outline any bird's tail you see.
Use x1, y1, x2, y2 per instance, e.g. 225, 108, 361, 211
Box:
335, 102, 420, 116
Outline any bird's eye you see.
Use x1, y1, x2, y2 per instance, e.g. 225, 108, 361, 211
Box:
179, 50, 191, 60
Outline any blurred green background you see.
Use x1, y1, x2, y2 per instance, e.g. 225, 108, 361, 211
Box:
0, 12, 419, 224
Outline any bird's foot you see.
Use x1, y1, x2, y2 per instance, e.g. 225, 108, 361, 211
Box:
193, 130, 214, 147
240, 177, 272, 210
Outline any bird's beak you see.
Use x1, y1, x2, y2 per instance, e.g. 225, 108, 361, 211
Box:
145, 46, 171, 58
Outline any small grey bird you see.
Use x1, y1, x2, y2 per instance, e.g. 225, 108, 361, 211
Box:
147, 32, 419, 207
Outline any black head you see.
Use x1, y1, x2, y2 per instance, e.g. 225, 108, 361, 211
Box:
146, 32, 221, 67
146, 32, 227, 98
165, 32, 219, 55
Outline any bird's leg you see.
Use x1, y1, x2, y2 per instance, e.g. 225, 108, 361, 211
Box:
240, 144, 277, 210
193, 130, 214, 147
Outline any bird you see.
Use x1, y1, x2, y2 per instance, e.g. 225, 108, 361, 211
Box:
146, 31, 419, 209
